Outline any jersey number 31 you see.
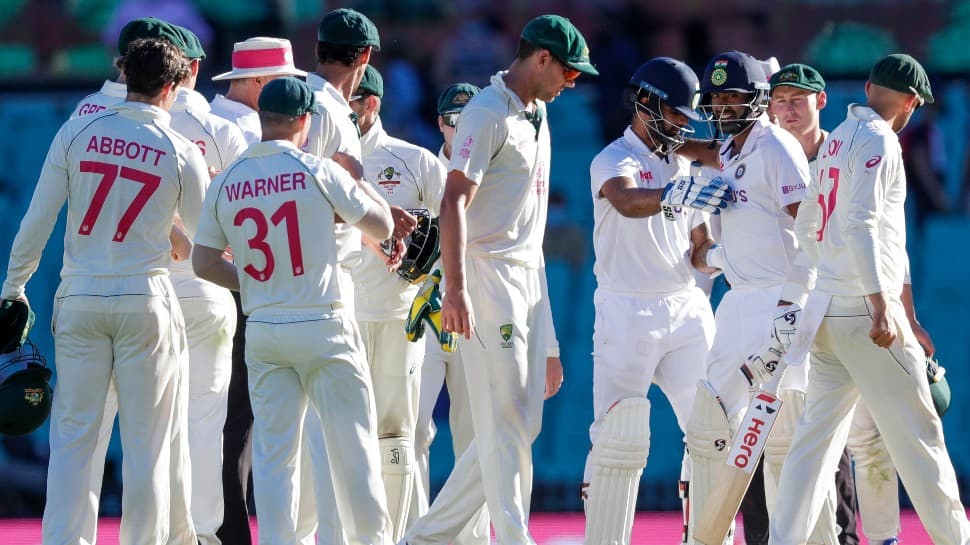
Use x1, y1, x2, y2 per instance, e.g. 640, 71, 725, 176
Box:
234, 200, 305, 282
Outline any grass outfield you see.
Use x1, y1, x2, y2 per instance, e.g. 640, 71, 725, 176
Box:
0, 510, 950, 544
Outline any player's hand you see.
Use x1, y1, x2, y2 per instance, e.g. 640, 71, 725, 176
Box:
660, 176, 731, 219
544, 356, 564, 399
170, 224, 192, 262
772, 303, 801, 349
390, 206, 418, 240
912, 320, 936, 357
382, 238, 406, 272
208, 166, 221, 179
868, 294, 897, 348
741, 337, 784, 390
441, 288, 474, 339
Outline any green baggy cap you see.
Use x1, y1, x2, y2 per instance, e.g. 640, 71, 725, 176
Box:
521, 14, 598, 76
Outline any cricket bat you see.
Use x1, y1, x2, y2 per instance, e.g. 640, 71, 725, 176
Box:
691, 387, 784, 545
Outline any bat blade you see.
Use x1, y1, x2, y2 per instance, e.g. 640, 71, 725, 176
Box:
692, 391, 783, 545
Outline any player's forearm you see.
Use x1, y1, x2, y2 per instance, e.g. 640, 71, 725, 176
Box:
613, 187, 665, 218
439, 189, 468, 291
678, 139, 720, 168
354, 179, 394, 241
537, 254, 560, 358
901, 282, 918, 324
192, 245, 240, 291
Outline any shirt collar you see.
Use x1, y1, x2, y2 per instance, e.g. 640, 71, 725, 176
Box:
622, 126, 658, 157
172, 87, 211, 113
490, 70, 541, 114
360, 116, 386, 157
721, 113, 772, 159
848, 103, 893, 131
212, 94, 256, 116
100, 79, 128, 98
307, 72, 351, 108
110, 101, 171, 124
241, 140, 302, 158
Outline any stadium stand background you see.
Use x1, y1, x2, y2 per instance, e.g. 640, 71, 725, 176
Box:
1, 0, 969, 517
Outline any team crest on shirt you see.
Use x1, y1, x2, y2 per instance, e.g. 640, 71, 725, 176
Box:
711, 60, 729, 86
24, 387, 44, 406
499, 323, 514, 348
734, 164, 746, 179
377, 166, 401, 194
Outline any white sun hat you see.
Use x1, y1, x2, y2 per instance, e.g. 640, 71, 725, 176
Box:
212, 37, 307, 81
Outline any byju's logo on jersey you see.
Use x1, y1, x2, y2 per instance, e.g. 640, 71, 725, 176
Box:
499, 323, 514, 348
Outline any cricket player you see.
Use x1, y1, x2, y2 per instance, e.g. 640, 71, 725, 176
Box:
583, 57, 730, 545
680, 50, 838, 545
348, 64, 448, 539
402, 14, 589, 545
66, 19, 203, 545
767, 62, 861, 545
166, 25, 247, 545
768, 54, 970, 545
2, 38, 207, 545
207, 35, 307, 545
413, 81, 491, 545
192, 76, 395, 545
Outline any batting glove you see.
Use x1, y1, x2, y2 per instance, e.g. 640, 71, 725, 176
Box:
0, 299, 34, 354
660, 176, 731, 220
741, 338, 785, 391
772, 303, 801, 350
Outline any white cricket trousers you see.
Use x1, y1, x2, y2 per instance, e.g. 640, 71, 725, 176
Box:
180, 293, 237, 545
769, 295, 970, 545
588, 287, 713, 448
414, 337, 489, 545
43, 275, 188, 545
405, 257, 547, 545
245, 312, 392, 545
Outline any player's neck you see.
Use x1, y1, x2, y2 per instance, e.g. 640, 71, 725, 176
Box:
631, 121, 663, 156
503, 62, 538, 108
442, 143, 451, 160
798, 127, 826, 160
226, 85, 257, 111
315, 63, 356, 102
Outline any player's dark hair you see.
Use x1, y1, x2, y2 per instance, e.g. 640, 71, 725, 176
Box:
316, 42, 368, 66
516, 38, 541, 61
124, 38, 190, 96
259, 111, 302, 129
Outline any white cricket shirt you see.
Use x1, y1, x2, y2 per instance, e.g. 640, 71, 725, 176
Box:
2, 102, 209, 299
799, 104, 907, 296
195, 140, 369, 320
305, 72, 364, 270
169, 87, 248, 299
355, 117, 446, 321
449, 71, 549, 269
209, 94, 261, 146
590, 127, 705, 295
70, 79, 127, 119
717, 115, 811, 289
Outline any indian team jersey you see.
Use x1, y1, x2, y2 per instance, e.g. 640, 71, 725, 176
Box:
1, 102, 208, 299
717, 115, 810, 289
195, 140, 369, 320
169, 87, 248, 298
590, 127, 705, 294
70, 80, 127, 119
304, 73, 364, 270
210, 94, 261, 146
354, 117, 446, 321
449, 71, 549, 269
804, 104, 907, 296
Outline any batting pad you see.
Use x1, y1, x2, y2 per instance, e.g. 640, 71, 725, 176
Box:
380, 437, 416, 543
585, 397, 650, 545
685, 381, 736, 545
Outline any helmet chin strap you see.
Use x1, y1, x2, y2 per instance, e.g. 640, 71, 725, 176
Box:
635, 101, 685, 158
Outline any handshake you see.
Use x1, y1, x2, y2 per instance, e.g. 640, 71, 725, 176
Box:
660, 175, 731, 221
741, 304, 801, 390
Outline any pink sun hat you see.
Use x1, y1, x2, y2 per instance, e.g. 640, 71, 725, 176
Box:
212, 37, 307, 81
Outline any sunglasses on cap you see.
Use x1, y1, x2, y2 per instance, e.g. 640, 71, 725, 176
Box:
552, 54, 581, 82
442, 112, 460, 128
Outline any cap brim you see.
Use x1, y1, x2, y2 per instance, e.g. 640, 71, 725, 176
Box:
771, 82, 824, 94
213, 66, 308, 81
568, 61, 599, 76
